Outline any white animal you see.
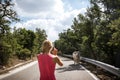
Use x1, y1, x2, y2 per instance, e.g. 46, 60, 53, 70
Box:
72, 51, 80, 64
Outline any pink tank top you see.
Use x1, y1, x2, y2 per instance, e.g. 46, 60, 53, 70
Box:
37, 53, 56, 80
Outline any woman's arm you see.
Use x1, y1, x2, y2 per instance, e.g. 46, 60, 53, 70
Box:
53, 56, 63, 66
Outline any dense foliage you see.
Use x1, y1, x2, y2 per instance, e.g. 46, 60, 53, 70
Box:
55, 0, 120, 67
0, 0, 47, 65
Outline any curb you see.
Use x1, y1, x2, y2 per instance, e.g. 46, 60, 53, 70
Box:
0, 60, 33, 75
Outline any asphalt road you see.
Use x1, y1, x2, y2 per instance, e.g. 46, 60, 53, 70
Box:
0, 61, 39, 80
0, 56, 99, 80
55, 57, 99, 80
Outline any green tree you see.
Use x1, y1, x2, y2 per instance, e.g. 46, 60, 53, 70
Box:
92, 0, 120, 21
0, 0, 19, 65
90, 0, 120, 64
13, 28, 37, 59
33, 28, 47, 54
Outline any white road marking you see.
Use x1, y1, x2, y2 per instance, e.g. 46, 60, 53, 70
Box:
81, 66, 100, 80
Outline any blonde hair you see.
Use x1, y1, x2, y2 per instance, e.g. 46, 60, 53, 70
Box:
42, 40, 53, 53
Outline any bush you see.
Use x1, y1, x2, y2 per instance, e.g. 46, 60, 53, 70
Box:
17, 48, 31, 60
0, 42, 12, 65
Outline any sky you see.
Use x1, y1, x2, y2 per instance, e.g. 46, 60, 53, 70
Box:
11, 0, 90, 42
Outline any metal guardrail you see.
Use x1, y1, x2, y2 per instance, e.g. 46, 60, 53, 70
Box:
61, 54, 120, 77
81, 57, 120, 77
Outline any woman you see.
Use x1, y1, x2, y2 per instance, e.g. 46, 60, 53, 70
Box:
37, 40, 63, 80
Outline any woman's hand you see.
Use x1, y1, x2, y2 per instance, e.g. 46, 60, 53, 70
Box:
51, 47, 58, 55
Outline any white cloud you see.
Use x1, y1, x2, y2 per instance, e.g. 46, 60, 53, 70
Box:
13, 0, 64, 18
15, 0, 55, 13
12, 0, 88, 42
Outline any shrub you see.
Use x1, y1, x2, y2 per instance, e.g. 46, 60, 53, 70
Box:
0, 42, 12, 65
17, 48, 31, 60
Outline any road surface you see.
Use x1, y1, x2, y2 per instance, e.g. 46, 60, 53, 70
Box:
0, 56, 99, 80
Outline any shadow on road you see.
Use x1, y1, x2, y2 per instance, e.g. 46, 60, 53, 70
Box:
56, 64, 85, 73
